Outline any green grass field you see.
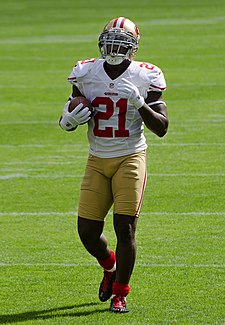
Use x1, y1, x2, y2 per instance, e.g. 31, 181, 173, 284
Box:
0, 0, 225, 324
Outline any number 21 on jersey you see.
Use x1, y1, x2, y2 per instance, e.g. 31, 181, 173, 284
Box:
92, 97, 129, 138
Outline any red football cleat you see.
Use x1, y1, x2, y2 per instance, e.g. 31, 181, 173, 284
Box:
99, 270, 116, 302
110, 295, 129, 313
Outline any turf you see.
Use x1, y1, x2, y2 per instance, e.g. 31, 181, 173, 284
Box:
0, 0, 225, 324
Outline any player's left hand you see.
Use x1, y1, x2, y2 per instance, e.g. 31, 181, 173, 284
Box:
117, 78, 145, 109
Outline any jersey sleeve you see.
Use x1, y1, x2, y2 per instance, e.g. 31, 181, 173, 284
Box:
138, 62, 167, 92
148, 65, 167, 92
67, 58, 96, 86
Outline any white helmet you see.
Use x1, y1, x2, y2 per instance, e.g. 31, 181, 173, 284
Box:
98, 17, 140, 65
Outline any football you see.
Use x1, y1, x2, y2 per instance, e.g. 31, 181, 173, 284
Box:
68, 96, 93, 115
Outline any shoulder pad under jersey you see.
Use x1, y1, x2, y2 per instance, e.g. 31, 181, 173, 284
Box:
67, 58, 96, 85
137, 61, 167, 92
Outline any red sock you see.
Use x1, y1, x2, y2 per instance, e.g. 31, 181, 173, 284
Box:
98, 250, 116, 272
112, 281, 130, 297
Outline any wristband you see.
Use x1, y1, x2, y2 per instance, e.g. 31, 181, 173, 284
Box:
135, 96, 145, 109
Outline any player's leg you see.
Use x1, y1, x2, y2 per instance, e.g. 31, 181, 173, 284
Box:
113, 214, 138, 284
77, 154, 113, 256
77, 154, 115, 302
110, 213, 137, 313
77, 217, 109, 260
110, 150, 146, 313
77, 217, 116, 302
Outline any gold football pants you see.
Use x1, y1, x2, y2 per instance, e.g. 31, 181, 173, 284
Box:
78, 150, 147, 221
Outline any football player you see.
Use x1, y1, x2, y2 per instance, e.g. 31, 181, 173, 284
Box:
59, 17, 168, 313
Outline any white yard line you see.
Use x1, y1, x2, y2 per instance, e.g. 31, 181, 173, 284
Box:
0, 143, 225, 148
0, 121, 56, 125
0, 211, 224, 217
2, 161, 85, 166
139, 16, 225, 26
0, 120, 224, 125
0, 34, 96, 45
0, 173, 28, 179
1, 172, 225, 180
147, 173, 225, 177
0, 262, 224, 268
0, 211, 75, 216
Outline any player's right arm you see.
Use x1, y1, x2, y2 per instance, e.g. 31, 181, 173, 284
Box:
59, 59, 95, 131
72, 85, 83, 97
58, 85, 90, 131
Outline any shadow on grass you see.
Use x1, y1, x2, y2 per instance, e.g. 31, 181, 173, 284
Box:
0, 302, 109, 324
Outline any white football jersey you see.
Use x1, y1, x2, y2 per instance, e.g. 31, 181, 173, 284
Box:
68, 58, 166, 158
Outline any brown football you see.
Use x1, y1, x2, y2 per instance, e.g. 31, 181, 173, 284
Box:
68, 96, 93, 114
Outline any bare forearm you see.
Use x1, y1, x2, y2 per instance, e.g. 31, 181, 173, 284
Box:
138, 103, 168, 137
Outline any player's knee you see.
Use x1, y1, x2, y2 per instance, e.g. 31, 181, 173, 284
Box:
77, 224, 95, 247
77, 216, 104, 247
114, 218, 136, 244
77, 225, 90, 244
122, 225, 135, 244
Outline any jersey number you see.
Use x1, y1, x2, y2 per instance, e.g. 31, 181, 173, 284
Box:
92, 97, 129, 138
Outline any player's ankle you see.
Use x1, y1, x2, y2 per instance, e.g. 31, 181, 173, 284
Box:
112, 281, 130, 297
97, 250, 116, 271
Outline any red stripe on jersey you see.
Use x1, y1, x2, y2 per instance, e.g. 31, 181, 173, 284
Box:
149, 84, 166, 91
113, 18, 119, 27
